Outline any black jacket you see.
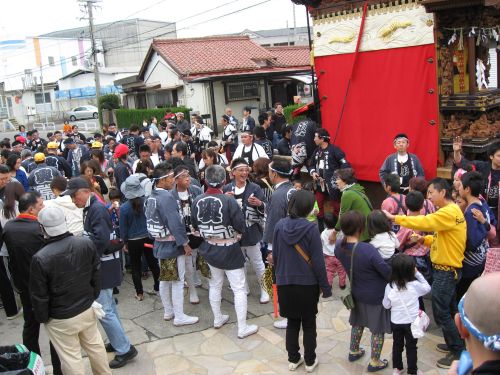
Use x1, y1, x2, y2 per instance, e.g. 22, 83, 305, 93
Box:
473, 360, 500, 374
83, 195, 122, 290
2, 215, 45, 293
45, 154, 72, 178
114, 159, 131, 199
30, 233, 100, 323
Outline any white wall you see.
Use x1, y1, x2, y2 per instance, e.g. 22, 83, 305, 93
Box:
143, 52, 183, 89
58, 72, 131, 90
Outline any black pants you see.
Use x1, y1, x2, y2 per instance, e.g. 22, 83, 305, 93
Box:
391, 322, 418, 374
19, 292, 63, 375
456, 276, 478, 303
128, 238, 160, 294
0, 258, 18, 317
286, 315, 317, 366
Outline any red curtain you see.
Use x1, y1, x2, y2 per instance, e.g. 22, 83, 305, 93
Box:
315, 44, 439, 182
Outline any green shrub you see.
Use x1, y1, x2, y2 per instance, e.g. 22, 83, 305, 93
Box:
115, 107, 192, 129
98, 94, 121, 127
283, 104, 306, 125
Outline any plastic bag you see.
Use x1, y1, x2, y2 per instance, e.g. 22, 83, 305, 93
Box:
411, 310, 430, 338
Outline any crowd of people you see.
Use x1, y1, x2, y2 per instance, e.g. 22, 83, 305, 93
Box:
0, 105, 499, 375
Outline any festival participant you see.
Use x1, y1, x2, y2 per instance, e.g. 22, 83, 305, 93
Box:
172, 141, 197, 179
223, 158, 269, 303
6, 153, 29, 191
233, 129, 268, 169
456, 172, 490, 302
71, 125, 87, 143
120, 175, 160, 301
329, 168, 373, 243
81, 160, 108, 197
27, 130, 47, 152
272, 189, 331, 372
2, 192, 63, 375
241, 106, 256, 133
198, 141, 228, 171
149, 116, 160, 137
43, 176, 84, 236
384, 178, 466, 368
221, 115, 237, 164
263, 156, 297, 329
290, 106, 317, 175
63, 177, 137, 369
253, 125, 273, 159
65, 138, 90, 177
271, 103, 286, 147
225, 107, 239, 128
277, 125, 292, 156
120, 124, 144, 158
379, 134, 425, 193
171, 165, 203, 303
31, 207, 111, 375
453, 138, 500, 242
28, 153, 61, 200
447, 273, 500, 375
175, 112, 190, 133
45, 142, 72, 177
309, 128, 350, 229
336, 210, 392, 373
113, 144, 132, 200
191, 165, 258, 338
145, 162, 199, 326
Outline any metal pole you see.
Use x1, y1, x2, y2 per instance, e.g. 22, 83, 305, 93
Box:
85, 0, 101, 122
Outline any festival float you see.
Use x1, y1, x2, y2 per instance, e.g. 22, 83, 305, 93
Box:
295, 0, 500, 180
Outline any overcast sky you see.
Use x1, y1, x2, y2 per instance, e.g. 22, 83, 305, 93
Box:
1, 0, 309, 40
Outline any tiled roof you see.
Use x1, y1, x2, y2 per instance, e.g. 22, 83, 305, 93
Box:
266, 46, 311, 67
143, 36, 310, 79
151, 36, 276, 76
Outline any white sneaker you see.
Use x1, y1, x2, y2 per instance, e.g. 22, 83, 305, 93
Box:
273, 318, 287, 329
173, 314, 199, 326
163, 313, 174, 321
288, 356, 304, 371
305, 359, 318, 373
237, 324, 258, 339
392, 370, 402, 375
214, 314, 230, 329
259, 289, 270, 304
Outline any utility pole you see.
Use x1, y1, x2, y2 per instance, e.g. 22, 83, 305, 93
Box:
79, 0, 101, 121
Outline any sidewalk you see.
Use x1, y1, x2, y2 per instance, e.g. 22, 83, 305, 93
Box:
0, 271, 448, 375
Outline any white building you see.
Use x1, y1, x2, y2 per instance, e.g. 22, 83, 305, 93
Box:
0, 36, 104, 124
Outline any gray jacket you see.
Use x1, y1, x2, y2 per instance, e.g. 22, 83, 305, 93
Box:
145, 188, 188, 259
191, 192, 246, 270
379, 153, 425, 187
222, 181, 266, 246
262, 181, 296, 245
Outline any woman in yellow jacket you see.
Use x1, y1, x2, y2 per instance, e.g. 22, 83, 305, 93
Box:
384, 177, 466, 369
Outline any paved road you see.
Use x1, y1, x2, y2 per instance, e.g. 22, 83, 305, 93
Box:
1, 270, 448, 375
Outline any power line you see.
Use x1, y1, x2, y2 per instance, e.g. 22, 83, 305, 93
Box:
1, 0, 270, 82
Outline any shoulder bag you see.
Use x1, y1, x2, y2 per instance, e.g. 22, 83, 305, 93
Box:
397, 290, 430, 338
340, 242, 358, 310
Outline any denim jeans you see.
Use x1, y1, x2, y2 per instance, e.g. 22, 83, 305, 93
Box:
96, 288, 131, 355
431, 269, 464, 355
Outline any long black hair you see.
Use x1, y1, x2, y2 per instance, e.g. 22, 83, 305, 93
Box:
131, 196, 144, 216
390, 253, 417, 290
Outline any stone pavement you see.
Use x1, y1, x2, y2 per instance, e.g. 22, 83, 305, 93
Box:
0, 270, 449, 375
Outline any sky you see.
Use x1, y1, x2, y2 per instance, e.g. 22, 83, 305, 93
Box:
0, 0, 309, 40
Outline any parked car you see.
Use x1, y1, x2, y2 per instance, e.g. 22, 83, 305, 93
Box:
66, 105, 98, 121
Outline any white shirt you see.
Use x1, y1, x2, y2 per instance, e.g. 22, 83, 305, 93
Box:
233, 143, 268, 163
382, 272, 431, 324
150, 153, 160, 166
321, 229, 336, 256
370, 232, 400, 259
397, 153, 409, 164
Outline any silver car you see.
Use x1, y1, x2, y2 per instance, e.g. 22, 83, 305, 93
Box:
66, 105, 98, 121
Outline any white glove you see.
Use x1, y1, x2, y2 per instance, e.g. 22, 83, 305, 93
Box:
91, 301, 105, 320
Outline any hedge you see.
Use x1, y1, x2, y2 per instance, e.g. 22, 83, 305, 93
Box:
283, 104, 306, 125
115, 107, 192, 129
99, 94, 121, 127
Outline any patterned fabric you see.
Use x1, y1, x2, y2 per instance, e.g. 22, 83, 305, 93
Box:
159, 258, 179, 281
370, 333, 385, 360
350, 325, 364, 352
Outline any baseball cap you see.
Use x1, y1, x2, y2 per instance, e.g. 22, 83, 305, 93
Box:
114, 143, 129, 158
34, 153, 46, 162
61, 177, 91, 196
91, 141, 103, 149
39, 207, 68, 237
47, 142, 59, 149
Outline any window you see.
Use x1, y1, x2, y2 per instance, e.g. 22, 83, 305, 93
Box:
48, 56, 55, 66
34, 93, 51, 104
72, 56, 78, 66
224, 81, 260, 102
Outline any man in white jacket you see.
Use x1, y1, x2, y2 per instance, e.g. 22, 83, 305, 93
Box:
43, 176, 84, 236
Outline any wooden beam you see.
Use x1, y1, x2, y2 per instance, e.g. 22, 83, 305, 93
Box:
467, 36, 477, 94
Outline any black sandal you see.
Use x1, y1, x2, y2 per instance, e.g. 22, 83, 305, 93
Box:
367, 359, 388, 372
348, 347, 365, 362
